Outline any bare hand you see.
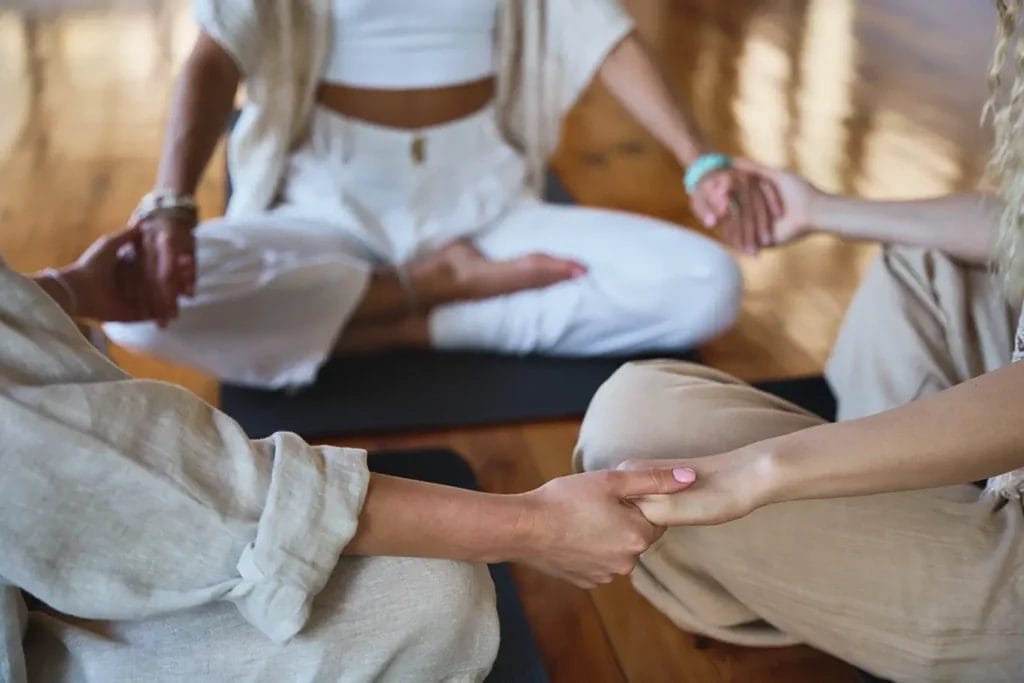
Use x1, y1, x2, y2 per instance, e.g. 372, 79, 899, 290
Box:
618, 449, 772, 527
690, 167, 783, 255
409, 239, 587, 307
137, 211, 197, 326
62, 226, 149, 322
730, 159, 822, 247
516, 468, 695, 589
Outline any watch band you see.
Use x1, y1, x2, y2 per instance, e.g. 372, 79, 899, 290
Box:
132, 190, 198, 223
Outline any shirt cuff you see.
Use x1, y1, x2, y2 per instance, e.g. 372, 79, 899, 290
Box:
228, 433, 370, 643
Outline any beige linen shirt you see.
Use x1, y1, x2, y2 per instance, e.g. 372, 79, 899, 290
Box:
0, 262, 370, 683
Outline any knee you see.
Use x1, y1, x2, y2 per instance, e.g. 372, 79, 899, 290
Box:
412, 558, 497, 625
866, 635, 998, 683
397, 559, 499, 661
653, 242, 743, 349
304, 557, 499, 678
826, 246, 950, 416
693, 245, 743, 338
844, 245, 943, 327
574, 360, 734, 473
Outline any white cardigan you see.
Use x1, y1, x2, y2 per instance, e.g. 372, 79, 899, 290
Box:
194, 0, 635, 217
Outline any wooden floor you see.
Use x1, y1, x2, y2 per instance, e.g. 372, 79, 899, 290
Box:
0, 1, 998, 680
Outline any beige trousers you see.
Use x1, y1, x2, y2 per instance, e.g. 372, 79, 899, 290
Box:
575, 248, 1024, 682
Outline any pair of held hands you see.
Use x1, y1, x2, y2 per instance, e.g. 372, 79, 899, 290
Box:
107, 161, 815, 326
519, 446, 765, 589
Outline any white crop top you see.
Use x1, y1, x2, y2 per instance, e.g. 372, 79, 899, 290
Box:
325, 0, 500, 89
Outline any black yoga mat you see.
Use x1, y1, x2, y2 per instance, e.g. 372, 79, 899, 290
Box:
221, 352, 835, 438
757, 374, 837, 422
367, 449, 548, 683
222, 130, 838, 433
223, 351, 683, 437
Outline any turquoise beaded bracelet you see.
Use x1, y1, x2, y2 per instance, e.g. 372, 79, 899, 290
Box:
683, 153, 733, 194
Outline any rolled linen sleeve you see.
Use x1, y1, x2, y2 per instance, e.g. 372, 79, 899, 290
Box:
1, 381, 369, 644
0, 264, 370, 649
232, 432, 369, 642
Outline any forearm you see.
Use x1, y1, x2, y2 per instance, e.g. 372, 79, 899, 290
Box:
759, 362, 1024, 503
31, 271, 75, 316
812, 192, 999, 265
598, 33, 710, 167
156, 33, 239, 195
31, 263, 96, 318
345, 474, 534, 563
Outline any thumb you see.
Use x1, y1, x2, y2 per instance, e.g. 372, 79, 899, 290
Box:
608, 467, 696, 499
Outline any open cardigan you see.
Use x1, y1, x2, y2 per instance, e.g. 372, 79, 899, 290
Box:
194, 0, 635, 217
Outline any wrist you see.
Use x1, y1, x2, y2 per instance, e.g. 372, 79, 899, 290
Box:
445, 492, 545, 565
683, 153, 733, 195
675, 138, 713, 168
139, 210, 198, 233
134, 190, 198, 227
751, 437, 814, 507
55, 265, 91, 318
805, 189, 838, 236
500, 491, 552, 565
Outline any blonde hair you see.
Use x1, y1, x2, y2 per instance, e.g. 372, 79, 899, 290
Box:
986, 0, 1024, 300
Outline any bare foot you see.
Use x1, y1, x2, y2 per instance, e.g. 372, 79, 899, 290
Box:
335, 313, 431, 353
406, 239, 588, 307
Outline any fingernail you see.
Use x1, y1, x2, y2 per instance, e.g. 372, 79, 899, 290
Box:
672, 468, 695, 483
703, 213, 716, 227
571, 265, 587, 277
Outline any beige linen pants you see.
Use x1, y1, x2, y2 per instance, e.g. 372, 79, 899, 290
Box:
23, 556, 498, 682
575, 248, 1024, 682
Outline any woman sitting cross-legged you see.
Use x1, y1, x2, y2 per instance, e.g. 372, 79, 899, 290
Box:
101, 0, 778, 389
575, 146, 1024, 680
0, 228, 694, 682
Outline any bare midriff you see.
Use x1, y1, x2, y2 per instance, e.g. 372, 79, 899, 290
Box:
316, 77, 496, 128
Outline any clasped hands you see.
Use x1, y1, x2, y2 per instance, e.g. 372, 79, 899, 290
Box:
521, 443, 776, 590
687, 158, 816, 254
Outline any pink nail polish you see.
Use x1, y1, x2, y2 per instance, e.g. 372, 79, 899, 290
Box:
672, 468, 695, 483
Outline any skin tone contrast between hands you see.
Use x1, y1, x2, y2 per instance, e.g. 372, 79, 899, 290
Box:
133, 30, 780, 329
33, 236, 697, 589
46, 156, 1024, 578
625, 163, 1024, 527
50, 17, 1024, 575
